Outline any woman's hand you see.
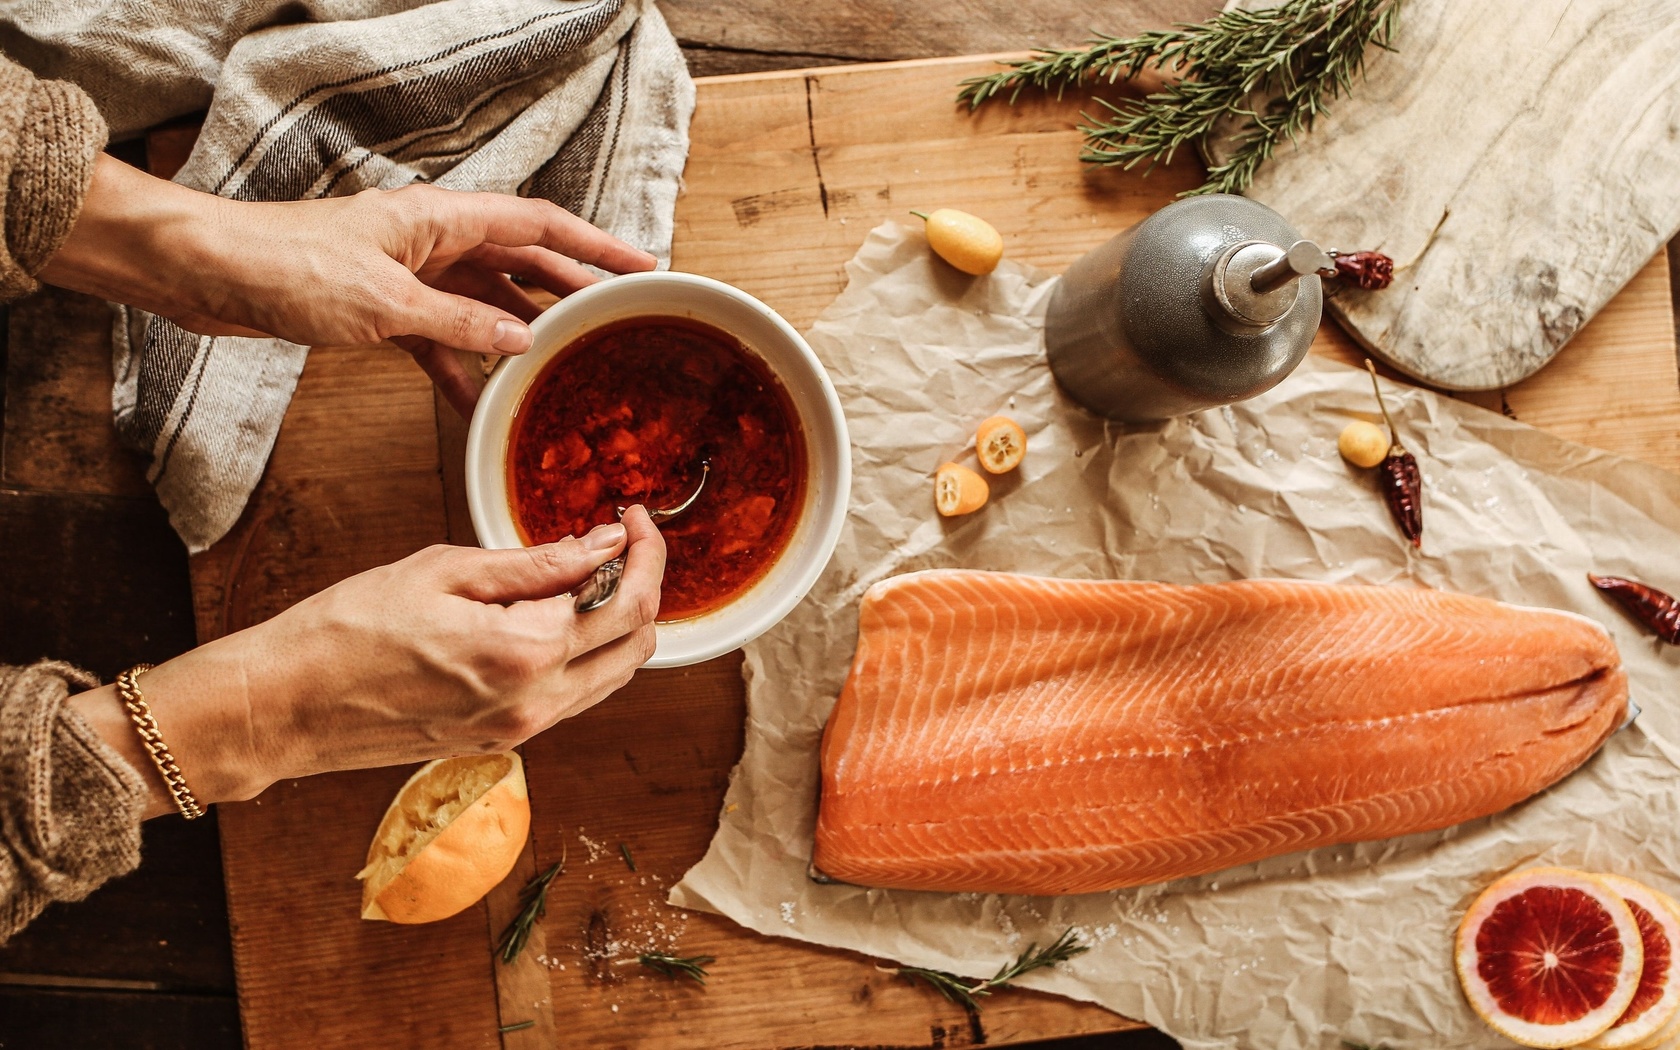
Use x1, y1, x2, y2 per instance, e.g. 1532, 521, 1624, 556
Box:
70, 508, 666, 819
38, 154, 656, 414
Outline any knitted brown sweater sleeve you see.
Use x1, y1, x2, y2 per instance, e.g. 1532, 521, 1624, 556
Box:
0, 53, 108, 303
0, 662, 146, 944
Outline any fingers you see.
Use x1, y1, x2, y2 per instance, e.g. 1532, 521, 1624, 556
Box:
463, 244, 599, 299
430, 265, 543, 323
464, 194, 657, 275
561, 505, 667, 653
484, 511, 662, 734
437, 523, 628, 603
497, 505, 665, 648
397, 338, 480, 417
388, 265, 537, 407
372, 188, 655, 355
528, 623, 658, 730
391, 281, 534, 357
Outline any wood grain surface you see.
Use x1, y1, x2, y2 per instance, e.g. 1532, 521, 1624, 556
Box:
196, 52, 1680, 1050
660, 0, 1219, 76
1235, 0, 1680, 391
0, 988, 240, 1046
2, 2, 1670, 1048
1, 288, 153, 499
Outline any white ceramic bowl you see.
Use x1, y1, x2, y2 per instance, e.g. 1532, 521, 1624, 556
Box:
465, 271, 851, 668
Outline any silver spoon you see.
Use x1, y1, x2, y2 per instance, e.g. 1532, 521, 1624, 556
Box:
573, 461, 710, 613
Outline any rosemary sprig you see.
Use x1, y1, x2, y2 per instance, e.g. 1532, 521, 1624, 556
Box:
499, 1020, 536, 1033
496, 860, 563, 965
957, 0, 1402, 196
619, 842, 637, 872
637, 951, 716, 984
892, 929, 1090, 1010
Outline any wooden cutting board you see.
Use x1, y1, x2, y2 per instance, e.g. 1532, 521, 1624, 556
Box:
199, 55, 1680, 1050
1234, 0, 1680, 391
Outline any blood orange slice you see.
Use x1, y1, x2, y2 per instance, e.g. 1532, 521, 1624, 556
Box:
1456, 867, 1644, 1048
1586, 875, 1680, 1049
1633, 1007, 1680, 1050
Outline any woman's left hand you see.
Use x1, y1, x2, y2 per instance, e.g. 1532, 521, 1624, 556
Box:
38, 155, 657, 414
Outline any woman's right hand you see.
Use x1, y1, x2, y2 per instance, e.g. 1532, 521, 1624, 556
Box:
72, 508, 665, 817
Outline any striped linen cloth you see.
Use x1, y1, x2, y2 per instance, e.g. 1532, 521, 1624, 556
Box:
8, 0, 693, 551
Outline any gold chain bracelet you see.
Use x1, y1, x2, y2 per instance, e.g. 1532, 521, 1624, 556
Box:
115, 664, 205, 820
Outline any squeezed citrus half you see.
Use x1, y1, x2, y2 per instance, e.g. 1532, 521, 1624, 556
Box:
357, 752, 530, 924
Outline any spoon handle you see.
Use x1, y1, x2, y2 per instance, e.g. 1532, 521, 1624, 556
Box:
573, 459, 709, 614
573, 556, 624, 612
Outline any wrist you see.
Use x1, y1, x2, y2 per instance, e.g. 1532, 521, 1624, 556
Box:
69, 630, 291, 818
36, 153, 240, 322
69, 683, 177, 820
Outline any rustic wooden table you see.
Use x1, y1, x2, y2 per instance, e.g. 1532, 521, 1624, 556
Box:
1, 3, 1676, 1049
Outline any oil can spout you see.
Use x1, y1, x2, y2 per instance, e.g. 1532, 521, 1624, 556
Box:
1249, 239, 1336, 293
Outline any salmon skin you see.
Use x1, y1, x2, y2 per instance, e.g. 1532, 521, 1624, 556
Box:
814, 570, 1628, 896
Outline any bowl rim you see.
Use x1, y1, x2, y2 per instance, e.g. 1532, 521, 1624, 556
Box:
463, 269, 852, 668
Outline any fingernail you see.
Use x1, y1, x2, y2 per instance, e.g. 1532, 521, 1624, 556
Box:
584, 522, 626, 551
492, 319, 531, 353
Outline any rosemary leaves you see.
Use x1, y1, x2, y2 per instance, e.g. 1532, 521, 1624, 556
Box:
958, 0, 1403, 196
1589, 575, 1680, 645
638, 951, 716, 984
1364, 359, 1422, 547
496, 861, 563, 965
892, 929, 1090, 1010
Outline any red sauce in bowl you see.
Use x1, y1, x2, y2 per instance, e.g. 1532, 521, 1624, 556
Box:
506, 316, 807, 621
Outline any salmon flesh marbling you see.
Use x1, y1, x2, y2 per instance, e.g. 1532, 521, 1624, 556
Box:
813, 570, 1627, 895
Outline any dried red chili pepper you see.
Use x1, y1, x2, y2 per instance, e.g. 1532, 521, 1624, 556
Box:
1365, 359, 1422, 547
1378, 450, 1422, 547
1588, 574, 1680, 644
1329, 251, 1394, 291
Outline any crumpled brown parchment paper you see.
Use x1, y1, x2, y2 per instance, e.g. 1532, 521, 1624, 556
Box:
670, 221, 1680, 1050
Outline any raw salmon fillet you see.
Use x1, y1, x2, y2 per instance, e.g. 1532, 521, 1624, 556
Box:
814, 570, 1627, 895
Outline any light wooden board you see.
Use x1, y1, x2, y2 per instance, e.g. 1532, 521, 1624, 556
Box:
1236, 0, 1680, 391
202, 54, 1680, 1050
